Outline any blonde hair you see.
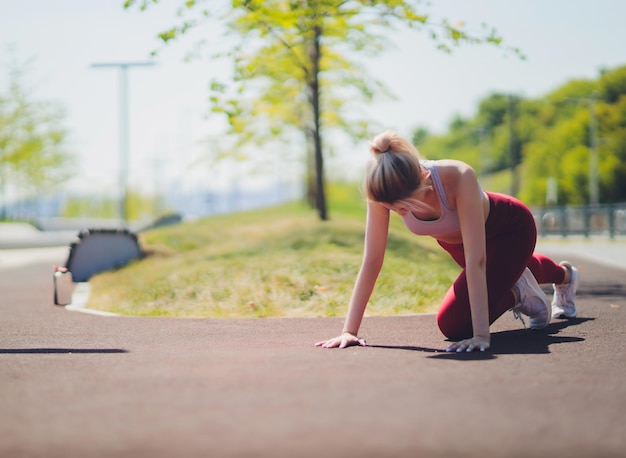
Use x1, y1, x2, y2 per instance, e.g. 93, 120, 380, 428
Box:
364, 130, 424, 204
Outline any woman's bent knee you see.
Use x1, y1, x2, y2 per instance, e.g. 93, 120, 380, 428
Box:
437, 313, 472, 341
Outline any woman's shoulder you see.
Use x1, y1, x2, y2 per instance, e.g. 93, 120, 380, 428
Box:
427, 159, 474, 175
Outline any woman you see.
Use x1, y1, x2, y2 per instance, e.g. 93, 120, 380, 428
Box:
315, 130, 579, 353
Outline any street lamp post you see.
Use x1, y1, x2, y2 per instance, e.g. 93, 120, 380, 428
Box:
564, 93, 601, 205
91, 61, 156, 224
588, 93, 600, 205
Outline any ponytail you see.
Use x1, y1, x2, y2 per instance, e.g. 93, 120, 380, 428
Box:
365, 130, 423, 203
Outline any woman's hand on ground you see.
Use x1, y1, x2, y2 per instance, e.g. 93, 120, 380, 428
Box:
315, 332, 366, 349
446, 335, 490, 353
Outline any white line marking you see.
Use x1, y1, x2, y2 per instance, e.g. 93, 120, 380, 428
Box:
64, 283, 119, 317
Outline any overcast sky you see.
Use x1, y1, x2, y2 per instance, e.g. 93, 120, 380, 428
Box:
2, 0, 625, 197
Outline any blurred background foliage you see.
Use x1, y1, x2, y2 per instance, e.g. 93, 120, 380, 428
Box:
412, 64, 626, 206
0, 52, 74, 219
2, 47, 625, 221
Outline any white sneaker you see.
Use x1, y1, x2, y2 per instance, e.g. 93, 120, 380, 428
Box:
512, 268, 551, 329
552, 261, 579, 318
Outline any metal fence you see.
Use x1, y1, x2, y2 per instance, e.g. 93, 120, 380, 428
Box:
532, 203, 626, 238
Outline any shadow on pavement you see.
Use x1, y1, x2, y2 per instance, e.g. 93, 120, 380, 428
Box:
0, 348, 129, 354
576, 282, 625, 298
369, 344, 444, 353
369, 317, 594, 361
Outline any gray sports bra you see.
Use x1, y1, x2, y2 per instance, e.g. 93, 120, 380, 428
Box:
401, 161, 461, 239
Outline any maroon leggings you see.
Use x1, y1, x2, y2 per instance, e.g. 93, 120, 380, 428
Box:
436, 192, 566, 340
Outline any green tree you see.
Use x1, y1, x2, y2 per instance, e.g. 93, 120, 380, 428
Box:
411, 126, 429, 148
474, 93, 509, 171
599, 65, 626, 104
0, 53, 73, 218
126, 0, 521, 220
599, 92, 626, 202
412, 64, 626, 205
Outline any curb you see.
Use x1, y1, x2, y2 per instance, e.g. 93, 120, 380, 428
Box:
63, 282, 119, 317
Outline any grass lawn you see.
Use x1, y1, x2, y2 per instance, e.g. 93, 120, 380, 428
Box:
85, 184, 461, 318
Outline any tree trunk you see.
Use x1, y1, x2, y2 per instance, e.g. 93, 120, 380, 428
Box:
0, 166, 6, 220
305, 129, 317, 208
309, 24, 328, 221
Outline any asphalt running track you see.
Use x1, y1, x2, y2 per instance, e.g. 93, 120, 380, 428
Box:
1, 252, 625, 458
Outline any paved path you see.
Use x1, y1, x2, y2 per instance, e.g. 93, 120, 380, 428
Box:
1, 247, 626, 457
0, 223, 77, 250
537, 235, 626, 271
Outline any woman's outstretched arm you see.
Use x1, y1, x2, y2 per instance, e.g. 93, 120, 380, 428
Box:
447, 163, 490, 352
316, 201, 390, 348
